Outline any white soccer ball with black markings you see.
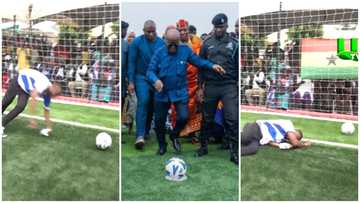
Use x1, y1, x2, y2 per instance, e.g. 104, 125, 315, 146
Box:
165, 157, 187, 181
341, 122, 355, 135
96, 132, 112, 150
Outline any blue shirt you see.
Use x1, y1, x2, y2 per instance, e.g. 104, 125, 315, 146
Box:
147, 44, 214, 102
127, 35, 165, 83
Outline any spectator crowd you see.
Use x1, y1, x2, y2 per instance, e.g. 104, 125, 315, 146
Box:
2, 33, 120, 103
241, 39, 358, 115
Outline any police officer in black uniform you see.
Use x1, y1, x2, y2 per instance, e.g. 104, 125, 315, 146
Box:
196, 13, 239, 165
121, 21, 129, 104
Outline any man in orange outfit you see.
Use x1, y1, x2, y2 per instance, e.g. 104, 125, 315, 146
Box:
170, 19, 202, 137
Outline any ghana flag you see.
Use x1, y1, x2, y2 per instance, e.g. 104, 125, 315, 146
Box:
300, 38, 358, 79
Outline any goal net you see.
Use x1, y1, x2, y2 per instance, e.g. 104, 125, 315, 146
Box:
2, 2, 119, 109
240, 4, 358, 119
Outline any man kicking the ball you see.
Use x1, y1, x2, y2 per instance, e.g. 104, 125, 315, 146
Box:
2, 68, 62, 138
241, 120, 311, 156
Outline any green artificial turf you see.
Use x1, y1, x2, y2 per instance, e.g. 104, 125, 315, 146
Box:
241, 112, 358, 201
2, 118, 119, 200
241, 145, 358, 201
121, 131, 239, 201
4, 99, 119, 129
241, 112, 358, 145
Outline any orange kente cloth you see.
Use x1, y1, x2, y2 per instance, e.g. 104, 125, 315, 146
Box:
171, 36, 202, 136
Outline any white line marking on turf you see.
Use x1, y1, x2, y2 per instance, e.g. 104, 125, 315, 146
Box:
14, 113, 119, 133
303, 138, 358, 149
1, 93, 119, 111
6, 113, 356, 149
242, 109, 358, 124
40, 97, 119, 111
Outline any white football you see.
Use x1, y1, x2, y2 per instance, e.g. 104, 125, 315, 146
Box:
96, 132, 112, 150
40, 128, 51, 137
341, 122, 355, 135
165, 157, 187, 181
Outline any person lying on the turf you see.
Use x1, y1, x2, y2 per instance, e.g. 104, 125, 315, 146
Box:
2, 69, 62, 137
241, 120, 311, 156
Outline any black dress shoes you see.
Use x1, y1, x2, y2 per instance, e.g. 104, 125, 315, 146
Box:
157, 145, 167, 155
195, 147, 208, 157
171, 138, 181, 153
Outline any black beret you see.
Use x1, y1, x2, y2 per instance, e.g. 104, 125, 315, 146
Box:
121, 21, 129, 29
212, 13, 228, 26
189, 25, 196, 33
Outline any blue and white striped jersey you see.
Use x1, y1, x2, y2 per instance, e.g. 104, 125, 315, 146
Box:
256, 120, 295, 145
17, 69, 52, 110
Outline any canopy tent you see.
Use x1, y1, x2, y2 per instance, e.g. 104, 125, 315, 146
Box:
0, 21, 29, 31
32, 20, 60, 35
239, 0, 359, 17
241, 9, 358, 37
32, 3, 119, 32
2, 2, 119, 34
1, 0, 118, 20
89, 22, 114, 38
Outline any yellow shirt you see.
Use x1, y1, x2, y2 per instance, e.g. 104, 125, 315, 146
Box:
17, 48, 30, 70
82, 51, 89, 65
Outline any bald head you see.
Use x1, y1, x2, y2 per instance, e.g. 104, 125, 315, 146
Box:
165, 28, 180, 41
143, 20, 157, 41
165, 25, 176, 35
165, 28, 180, 54
144, 20, 156, 29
